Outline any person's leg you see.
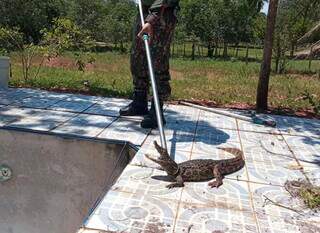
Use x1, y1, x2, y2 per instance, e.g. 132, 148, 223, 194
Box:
120, 13, 149, 116
141, 8, 177, 129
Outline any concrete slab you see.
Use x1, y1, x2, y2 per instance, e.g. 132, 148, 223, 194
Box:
0, 129, 133, 233
1, 88, 319, 233
11, 96, 63, 109
53, 114, 116, 137
48, 100, 96, 113
5, 109, 77, 131
84, 98, 130, 117
98, 118, 150, 146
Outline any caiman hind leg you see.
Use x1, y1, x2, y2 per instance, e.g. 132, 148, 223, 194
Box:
166, 175, 184, 189
208, 164, 224, 188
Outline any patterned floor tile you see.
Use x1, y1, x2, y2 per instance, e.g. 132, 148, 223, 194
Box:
300, 163, 320, 186
197, 110, 238, 130
237, 118, 279, 134
111, 165, 183, 200
196, 127, 239, 143
144, 129, 195, 153
180, 180, 252, 212
52, 114, 115, 137
85, 190, 177, 233
2, 88, 320, 233
48, 100, 96, 112
274, 115, 320, 138
131, 148, 191, 169
241, 143, 296, 165
84, 98, 131, 117
246, 158, 306, 186
174, 202, 258, 233
192, 141, 242, 157
192, 127, 240, 155
249, 183, 317, 233
165, 119, 198, 134
98, 118, 150, 145
283, 135, 320, 165
240, 131, 285, 146
165, 105, 200, 119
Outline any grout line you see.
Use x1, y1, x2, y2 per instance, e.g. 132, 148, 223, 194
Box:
188, 110, 201, 160
48, 102, 99, 132
280, 134, 312, 183
44, 96, 69, 109
225, 176, 284, 187
236, 119, 262, 233
172, 109, 200, 233
48, 113, 82, 132
94, 116, 120, 138
107, 186, 253, 214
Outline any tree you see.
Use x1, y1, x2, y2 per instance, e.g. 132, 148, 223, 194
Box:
256, 0, 279, 112
0, 0, 68, 43
104, 0, 136, 51
253, 13, 267, 44
67, 0, 108, 40
273, 0, 320, 73
0, 18, 95, 81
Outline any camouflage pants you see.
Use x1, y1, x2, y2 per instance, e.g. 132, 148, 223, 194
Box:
130, 7, 177, 101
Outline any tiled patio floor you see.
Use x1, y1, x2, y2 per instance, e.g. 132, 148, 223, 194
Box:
0, 88, 319, 233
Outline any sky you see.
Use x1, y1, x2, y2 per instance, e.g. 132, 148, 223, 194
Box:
261, 1, 269, 15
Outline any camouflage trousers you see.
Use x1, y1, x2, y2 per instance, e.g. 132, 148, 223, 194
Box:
130, 7, 177, 101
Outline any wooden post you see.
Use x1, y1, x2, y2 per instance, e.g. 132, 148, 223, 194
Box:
256, 0, 279, 112
245, 43, 249, 65
191, 43, 195, 60
309, 45, 314, 71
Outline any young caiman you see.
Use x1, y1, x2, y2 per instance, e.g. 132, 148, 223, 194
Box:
145, 141, 245, 189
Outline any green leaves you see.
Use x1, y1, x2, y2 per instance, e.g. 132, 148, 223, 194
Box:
42, 18, 94, 56
180, 0, 265, 48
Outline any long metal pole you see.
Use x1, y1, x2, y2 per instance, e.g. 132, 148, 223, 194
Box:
138, 1, 168, 151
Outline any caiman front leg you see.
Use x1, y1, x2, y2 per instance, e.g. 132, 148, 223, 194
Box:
166, 175, 184, 189
208, 164, 224, 188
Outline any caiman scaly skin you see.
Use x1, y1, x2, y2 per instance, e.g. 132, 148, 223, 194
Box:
145, 141, 245, 189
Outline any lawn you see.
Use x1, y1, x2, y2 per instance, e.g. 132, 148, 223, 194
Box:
9, 51, 320, 115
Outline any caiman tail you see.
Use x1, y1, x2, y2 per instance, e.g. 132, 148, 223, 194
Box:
217, 148, 245, 175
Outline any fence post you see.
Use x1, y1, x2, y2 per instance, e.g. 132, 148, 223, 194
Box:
309, 45, 313, 71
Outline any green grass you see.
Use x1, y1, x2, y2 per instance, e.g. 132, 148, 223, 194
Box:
300, 186, 320, 209
9, 51, 320, 114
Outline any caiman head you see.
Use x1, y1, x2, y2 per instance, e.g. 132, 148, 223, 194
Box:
145, 141, 179, 177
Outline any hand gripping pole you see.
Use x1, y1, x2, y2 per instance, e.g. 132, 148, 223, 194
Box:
137, 1, 168, 153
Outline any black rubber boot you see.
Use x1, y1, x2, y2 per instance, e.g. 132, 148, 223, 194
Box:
141, 100, 166, 129
119, 91, 148, 116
